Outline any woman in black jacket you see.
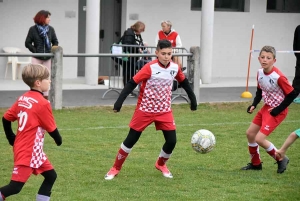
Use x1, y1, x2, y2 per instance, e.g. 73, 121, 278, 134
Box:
25, 10, 59, 99
121, 21, 145, 97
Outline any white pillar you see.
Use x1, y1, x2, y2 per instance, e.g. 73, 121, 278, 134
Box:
200, 0, 214, 84
85, 0, 100, 85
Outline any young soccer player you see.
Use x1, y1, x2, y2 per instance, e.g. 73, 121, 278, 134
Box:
0, 64, 62, 201
276, 129, 300, 159
104, 39, 197, 180
241, 45, 298, 174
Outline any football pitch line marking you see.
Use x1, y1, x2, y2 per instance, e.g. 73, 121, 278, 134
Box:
57, 119, 300, 131
0, 120, 298, 134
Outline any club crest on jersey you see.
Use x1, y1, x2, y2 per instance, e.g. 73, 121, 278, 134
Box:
170, 70, 176, 77
269, 79, 275, 85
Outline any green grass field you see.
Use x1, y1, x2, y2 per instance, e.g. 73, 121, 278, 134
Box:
0, 102, 299, 201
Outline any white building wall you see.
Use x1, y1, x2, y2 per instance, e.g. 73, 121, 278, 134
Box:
0, 0, 78, 79
1, 0, 299, 80
125, 0, 300, 79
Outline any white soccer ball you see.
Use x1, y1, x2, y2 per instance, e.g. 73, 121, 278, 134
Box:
191, 129, 216, 154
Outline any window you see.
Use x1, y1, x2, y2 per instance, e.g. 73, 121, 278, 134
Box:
267, 0, 300, 13
191, 0, 245, 12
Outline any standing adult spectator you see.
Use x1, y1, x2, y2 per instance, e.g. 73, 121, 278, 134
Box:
121, 21, 145, 97
293, 25, 300, 103
155, 20, 182, 68
25, 10, 59, 100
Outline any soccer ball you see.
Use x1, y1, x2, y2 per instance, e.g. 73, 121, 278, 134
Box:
191, 129, 216, 154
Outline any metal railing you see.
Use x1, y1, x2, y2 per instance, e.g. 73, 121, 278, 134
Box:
0, 45, 200, 109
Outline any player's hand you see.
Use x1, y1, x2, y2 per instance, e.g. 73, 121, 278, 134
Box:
54, 135, 62, 146
113, 105, 121, 112
275, 149, 285, 160
268, 107, 279, 116
247, 105, 255, 114
8, 134, 16, 146
190, 104, 197, 111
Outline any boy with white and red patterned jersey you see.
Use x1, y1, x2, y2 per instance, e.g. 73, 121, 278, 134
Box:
241, 46, 298, 174
104, 40, 197, 180
0, 64, 62, 201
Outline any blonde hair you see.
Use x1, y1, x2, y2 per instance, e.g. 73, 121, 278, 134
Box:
260, 45, 276, 58
131, 21, 145, 32
161, 20, 172, 28
22, 64, 50, 88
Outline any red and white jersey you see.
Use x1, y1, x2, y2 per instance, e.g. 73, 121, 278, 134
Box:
133, 59, 185, 113
155, 30, 182, 47
257, 67, 294, 107
4, 90, 57, 168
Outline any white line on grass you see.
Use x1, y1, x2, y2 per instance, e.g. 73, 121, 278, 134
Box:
56, 119, 300, 131
0, 120, 298, 133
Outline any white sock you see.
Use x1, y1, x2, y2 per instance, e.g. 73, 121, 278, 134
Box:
36, 194, 50, 201
0, 192, 3, 201
248, 142, 258, 147
159, 149, 171, 158
121, 143, 132, 153
265, 143, 276, 152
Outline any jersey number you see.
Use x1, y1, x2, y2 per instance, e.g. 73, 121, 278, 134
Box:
18, 111, 28, 131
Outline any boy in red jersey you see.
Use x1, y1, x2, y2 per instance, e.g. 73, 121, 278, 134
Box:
0, 64, 62, 201
104, 39, 197, 180
241, 46, 298, 173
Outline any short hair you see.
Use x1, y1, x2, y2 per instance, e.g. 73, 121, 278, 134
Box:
161, 20, 172, 28
33, 10, 51, 25
131, 21, 145, 32
260, 45, 276, 58
156, 39, 172, 50
22, 64, 50, 88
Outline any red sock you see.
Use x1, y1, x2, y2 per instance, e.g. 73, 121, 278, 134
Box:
249, 145, 261, 165
113, 148, 129, 170
157, 157, 169, 166
0, 193, 5, 200
267, 148, 280, 161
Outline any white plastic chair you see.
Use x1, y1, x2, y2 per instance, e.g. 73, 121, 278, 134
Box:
3, 47, 31, 80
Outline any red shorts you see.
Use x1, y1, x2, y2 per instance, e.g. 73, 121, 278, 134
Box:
11, 159, 53, 183
252, 104, 287, 135
129, 109, 176, 132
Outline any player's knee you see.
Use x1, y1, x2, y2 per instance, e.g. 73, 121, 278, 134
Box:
246, 129, 256, 139
166, 137, 177, 147
6, 181, 24, 195
42, 170, 57, 185
165, 137, 177, 152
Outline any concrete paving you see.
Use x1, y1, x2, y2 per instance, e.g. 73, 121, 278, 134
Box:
0, 77, 259, 108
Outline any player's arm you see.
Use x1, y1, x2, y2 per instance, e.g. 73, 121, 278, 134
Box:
113, 79, 138, 112
113, 65, 151, 112
276, 131, 299, 158
179, 78, 197, 111
48, 128, 62, 146
270, 77, 299, 116
270, 89, 298, 116
2, 117, 16, 146
40, 103, 62, 146
247, 87, 262, 114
